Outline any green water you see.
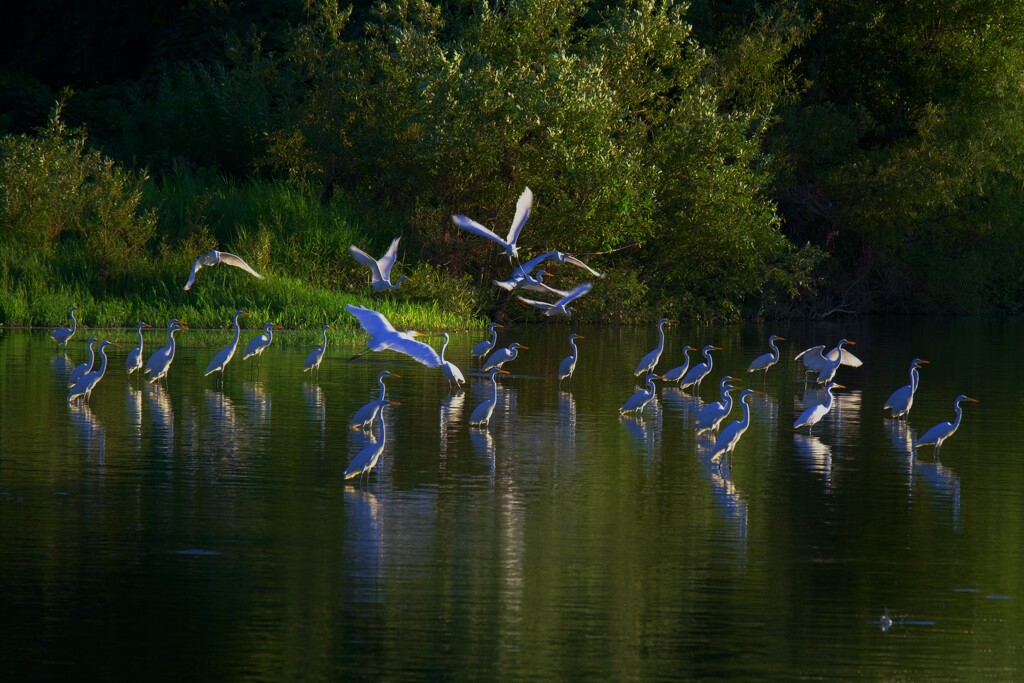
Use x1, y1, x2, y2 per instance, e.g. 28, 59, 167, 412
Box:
1, 317, 1022, 679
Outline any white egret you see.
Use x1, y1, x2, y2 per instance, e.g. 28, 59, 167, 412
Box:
510, 250, 606, 280
469, 368, 511, 428
793, 381, 845, 433
748, 335, 785, 376
349, 237, 410, 292
144, 319, 187, 384
303, 324, 334, 380
50, 305, 79, 348
345, 304, 443, 368
634, 317, 676, 376
695, 376, 741, 435
243, 321, 283, 373
68, 337, 99, 388
884, 358, 929, 419
516, 282, 592, 318
351, 370, 400, 430
183, 249, 265, 291
451, 186, 532, 261
68, 340, 113, 403
680, 344, 722, 393
813, 339, 856, 384
493, 269, 567, 297
620, 373, 661, 416
205, 310, 251, 380
711, 388, 758, 464
661, 344, 697, 384
795, 339, 863, 374
914, 395, 978, 453
439, 332, 466, 388
125, 321, 152, 380
471, 322, 504, 363
481, 341, 528, 372
344, 401, 399, 481
558, 333, 584, 385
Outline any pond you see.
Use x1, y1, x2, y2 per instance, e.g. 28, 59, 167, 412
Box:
1, 317, 1022, 679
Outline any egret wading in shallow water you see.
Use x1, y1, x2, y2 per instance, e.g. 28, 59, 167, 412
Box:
469, 368, 511, 429
558, 333, 584, 385
915, 395, 978, 454
50, 305, 79, 349
351, 370, 399, 430
303, 324, 333, 381
620, 373, 661, 417
439, 332, 465, 389
795, 339, 863, 378
205, 310, 251, 384
794, 381, 845, 433
183, 249, 265, 291
816, 339, 857, 385
344, 401, 399, 482
68, 337, 99, 388
661, 344, 696, 384
125, 321, 152, 383
68, 340, 114, 403
144, 319, 186, 384
695, 376, 741, 436
748, 335, 785, 379
349, 237, 410, 292
471, 322, 504, 366
711, 388, 758, 465
243, 321, 282, 376
634, 317, 675, 377
451, 186, 533, 261
516, 282, 592, 318
482, 342, 528, 372
679, 344, 722, 394
884, 358, 929, 420
345, 304, 443, 368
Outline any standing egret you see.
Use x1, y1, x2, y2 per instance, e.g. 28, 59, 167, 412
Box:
303, 324, 334, 380
794, 382, 845, 433
50, 305, 79, 349
439, 332, 465, 388
471, 323, 504, 364
516, 282, 592, 318
351, 370, 400, 430
710, 388, 758, 464
695, 376, 741, 436
914, 395, 978, 454
481, 342, 528, 372
679, 345, 722, 393
883, 358, 929, 419
68, 337, 99, 388
344, 401, 399, 481
243, 321, 283, 374
144, 319, 186, 384
183, 249, 264, 291
451, 186, 532, 261
620, 373, 661, 416
469, 368, 511, 428
661, 344, 697, 384
558, 333, 584, 385
349, 237, 410, 292
795, 339, 863, 375
345, 304, 443, 367
125, 321, 152, 382
68, 340, 114, 403
748, 335, 785, 377
634, 317, 676, 376
205, 310, 251, 382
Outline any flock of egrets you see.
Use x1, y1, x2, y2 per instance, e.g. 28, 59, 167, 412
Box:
48, 186, 977, 481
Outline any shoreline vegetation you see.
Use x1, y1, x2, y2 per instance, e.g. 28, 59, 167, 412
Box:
2, 1, 1022, 329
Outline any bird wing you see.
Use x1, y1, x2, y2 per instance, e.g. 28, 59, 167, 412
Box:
915, 421, 951, 447
795, 345, 828, 370
452, 214, 508, 248
516, 251, 557, 277
884, 385, 911, 411
378, 237, 401, 280
218, 251, 265, 279
345, 304, 398, 338
522, 280, 570, 298
748, 352, 773, 372
558, 282, 592, 306
389, 336, 443, 367
183, 256, 204, 291
839, 349, 864, 367
349, 245, 384, 281
492, 277, 520, 292
563, 254, 605, 278
516, 296, 554, 311
506, 186, 533, 245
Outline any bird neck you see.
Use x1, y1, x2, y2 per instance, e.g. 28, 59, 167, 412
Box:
569, 339, 578, 357
770, 339, 780, 361
87, 343, 97, 364
321, 327, 329, 349
491, 374, 501, 400
440, 338, 449, 361
951, 401, 964, 431
656, 323, 666, 351
377, 378, 388, 401
740, 397, 752, 427
704, 348, 714, 366
168, 329, 179, 356
96, 348, 109, 376
70, 311, 78, 331
910, 366, 920, 393
137, 326, 145, 348
231, 316, 243, 346
645, 376, 656, 393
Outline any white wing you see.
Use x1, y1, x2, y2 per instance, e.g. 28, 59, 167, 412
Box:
515, 251, 558, 277
564, 254, 605, 278
516, 296, 554, 311
506, 186, 533, 245
349, 245, 385, 281
378, 237, 401, 280
557, 282, 592, 306
183, 256, 204, 291
795, 345, 828, 371
452, 214, 509, 249
218, 251, 265, 279
390, 334, 443, 367
827, 347, 864, 367
345, 304, 398, 338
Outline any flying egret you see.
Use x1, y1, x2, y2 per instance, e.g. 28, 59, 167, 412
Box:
493, 269, 567, 297
748, 335, 785, 377
349, 237, 410, 292
243, 321, 283, 373
884, 358, 929, 419
481, 341, 528, 372
794, 381, 845, 433
661, 344, 697, 384
68, 340, 114, 403
183, 249, 265, 291
795, 339, 863, 375
471, 322, 504, 364
620, 373, 661, 416
469, 368, 511, 428
680, 344, 722, 393
144, 319, 187, 384
50, 305, 79, 349
439, 332, 466, 388
558, 333, 584, 385
344, 401, 399, 481
345, 304, 442, 367
451, 186, 532, 261
634, 317, 676, 376
351, 370, 400, 430
205, 310, 251, 381
914, 395, 978, 453
125, 321, 152, 381
695, 376, 741, 435
510, 250, 606, 280
303, 324, 334, 380
711, 388, 758, 464
516, 282, 592, 318
68, 337, 99, 388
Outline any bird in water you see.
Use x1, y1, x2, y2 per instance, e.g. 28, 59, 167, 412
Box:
795, 339, 863, 381
439, 332, 466, 389
793, 382, 845, 433
345, 304, 442, 367
243, 321, 283, 375
471, 322, 504, 365
558, 333, 584, 386
205, 310, 251, 383
303, 324, 334, 381
125, 321, 152, 383
914, 394, 978, 454
349, 237, 410, 292
351, 370, 400, 430
661, 343, 697, 385
679, 344, 722, 394
451, 186, 533, 261
710, 388, 758, 465
344, 401, 399, 482
695, 376, 742, 436
67, 337, 99, 388
883, 358, 928, 420
183, 249, 265, 291
469, 368, 511, 429
68, 340, 114, 403
747, 334, 785, 378
50, 305, 79, 349
634, 317, 675, 377
481, 342, 528, 372
144, 319, 187, 384
620, 373, 661, 417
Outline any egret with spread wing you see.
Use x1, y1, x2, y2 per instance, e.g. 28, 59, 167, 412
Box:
184, 249, 264, 291
345, 304, 442, 367
511, 250, 606, 279
451, 186, 532, 261
915, 395, 978, 453
516, 282, 592, 318
349, 237, 409, 292
795, 339, 863, 375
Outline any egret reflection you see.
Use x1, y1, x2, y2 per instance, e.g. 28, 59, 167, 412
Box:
700, 456, 748, 559
793, 433, 833, 491
69, 400, 105, 462
204, 389, 240, 460
914, 458, 962, 530
303, 383, 326, 445
125, 385, 143, 446
244, 381, 271, 423
145, 384, 175, 452
439, 390, 466, 460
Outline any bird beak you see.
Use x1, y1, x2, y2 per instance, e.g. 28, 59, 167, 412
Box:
275, 325, 284, 329
328, 325, 334, 330
833, 384, 846, 389
669, 319, 679, 324
243, 311, 252, 316
965, 397, 979, 403
918, 359, 929, 364
389, 401, 401, 406
498, 369, 511, 375
518, 345, 529, 349
847, 340, 857, 345
495, 324, 505, 329
144, 323, 152, 328
577, 335, 585, 340
712, 346, 723, 350
391, 373, 401, 378
776, 336, 786, 340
